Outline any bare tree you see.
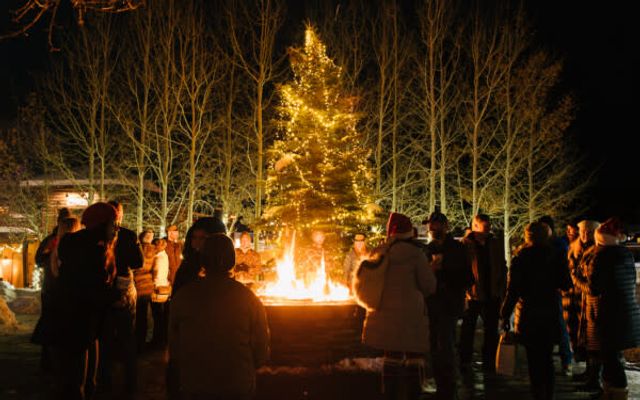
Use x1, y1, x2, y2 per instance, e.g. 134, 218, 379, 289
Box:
42, 14, 117, 204
227, 0, 284, 227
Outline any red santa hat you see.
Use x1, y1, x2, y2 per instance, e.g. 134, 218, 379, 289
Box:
595, 217, 625, 246
386, 212, 413, 239
81, 203, 117, 230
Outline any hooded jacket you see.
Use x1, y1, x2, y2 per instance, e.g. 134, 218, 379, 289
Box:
361, 239, 437, 353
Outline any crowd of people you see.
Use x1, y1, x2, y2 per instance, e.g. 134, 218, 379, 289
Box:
29, 201, 640, 400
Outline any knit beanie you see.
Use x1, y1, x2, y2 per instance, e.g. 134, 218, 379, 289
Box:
386, 212, 413, 239
81, 203, 117, 230
200, 234, 236, 273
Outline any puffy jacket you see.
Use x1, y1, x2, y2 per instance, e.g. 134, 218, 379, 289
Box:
134, 243, 155, 298
362, 239, 437, 353
169, 274, 269, 398
587, 245, 640, 352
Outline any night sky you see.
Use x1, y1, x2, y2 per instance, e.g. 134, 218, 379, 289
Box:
1, 1, 638, 223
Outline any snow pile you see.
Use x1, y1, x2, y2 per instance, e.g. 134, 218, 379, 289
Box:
258, 357, 384, 376
0, 297, 18, 333
9, 294, 41, 315
0, 280, 17, 303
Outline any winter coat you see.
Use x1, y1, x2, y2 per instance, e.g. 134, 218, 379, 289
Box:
462, 232, 507, 302
425, 235, 474, 318
361, 239, 437, 353
587, 245, 640, 352
500, 244, 572, 345
134, 243, 155, 298
562, 240, 590, 341
343, 248, 368, 284
169, 274, 269, 398
153, 250, 170, 288
233, 248, 262, 282
571, 245, 599, 350
53, 229, 119, 350
35, 231, 57, 295
166, 240, 183, 285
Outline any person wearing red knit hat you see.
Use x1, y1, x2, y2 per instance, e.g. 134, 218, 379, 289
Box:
358, 212, 436, 400
575, 218, 640, 400
50, 202, 120, 400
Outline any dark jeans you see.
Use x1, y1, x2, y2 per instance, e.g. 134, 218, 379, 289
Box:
151, 301, 168, 347
558, 297, 572, 367
428, 303, 458, 400
585, 351, 603, 388
460, 299, 500, 370
525, 339, 555, 400
382, 359, 422, 400
99, 305, 137, 392
135, 296, 151, 350
601, 350, 627, 388
52, 340, 99, 400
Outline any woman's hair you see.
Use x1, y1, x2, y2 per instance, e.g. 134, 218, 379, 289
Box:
57, 217, 81, 239
139, 228, 154, 243
153, 238, 167, 252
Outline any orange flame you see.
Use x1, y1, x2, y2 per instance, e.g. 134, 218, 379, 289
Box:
258, 232, 351, 303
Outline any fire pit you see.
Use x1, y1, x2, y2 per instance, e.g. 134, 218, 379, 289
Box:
254, 234, 378, 366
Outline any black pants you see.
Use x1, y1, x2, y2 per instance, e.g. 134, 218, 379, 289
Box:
135, 296, 151, 350
459, 299, 500, 370
428, 303, 458, 400
382, 358, 423, 400
151, 301, 168, 347
99, 305, 137, 392
52, 340, 99, 400
525, 339, 555, 400
601, 350, 627, 388
585, 351, 603, 388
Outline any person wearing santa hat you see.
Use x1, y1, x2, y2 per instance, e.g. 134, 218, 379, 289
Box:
459, 214, 507, 375
579, 218, 640, 400
50, 202, 120, 400
359, 212, 437, 400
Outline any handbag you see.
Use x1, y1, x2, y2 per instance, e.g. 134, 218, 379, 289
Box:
353, 243, 392, 311
496, 331, 518, 376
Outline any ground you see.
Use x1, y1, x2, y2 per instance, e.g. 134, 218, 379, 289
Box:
2, 314, 640, 400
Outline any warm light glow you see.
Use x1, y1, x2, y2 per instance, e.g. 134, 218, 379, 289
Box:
257, 232, 351, 303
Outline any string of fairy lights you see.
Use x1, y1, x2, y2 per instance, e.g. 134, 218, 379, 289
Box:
265, 27, 374, 234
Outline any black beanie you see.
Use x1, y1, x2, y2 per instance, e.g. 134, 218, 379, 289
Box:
200, 234, 236, 273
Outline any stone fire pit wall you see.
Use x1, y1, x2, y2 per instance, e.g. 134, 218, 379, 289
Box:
264, 303, 379, 366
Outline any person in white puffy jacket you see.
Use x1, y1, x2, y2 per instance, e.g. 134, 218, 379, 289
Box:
151, 238, 170, 348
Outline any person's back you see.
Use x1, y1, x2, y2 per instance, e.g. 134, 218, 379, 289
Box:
363, 239, 436, 353
169, 234, 269, 399
509, 245, 571, 337
170, 277, 268, 397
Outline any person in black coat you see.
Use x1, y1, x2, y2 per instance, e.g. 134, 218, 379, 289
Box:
501, 222, 573, 400
51, 203, 120, 400
586, 218, 640, 400
32, 208, 72, 372
424, 211, 473, 400
166, 216, 227, 399
98, 201, 144, 395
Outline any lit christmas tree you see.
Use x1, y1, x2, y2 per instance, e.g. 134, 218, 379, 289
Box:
263, 27, 375, 266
